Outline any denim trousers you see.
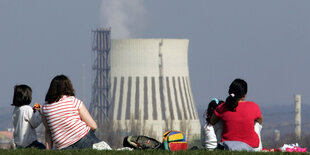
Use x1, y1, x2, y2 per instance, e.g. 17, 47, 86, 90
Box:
219, 141, 253, 151
64, 130, 100, 149
25, 140, 46, 149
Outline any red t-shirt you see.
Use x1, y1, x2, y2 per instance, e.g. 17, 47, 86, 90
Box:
214, 101, 261, 147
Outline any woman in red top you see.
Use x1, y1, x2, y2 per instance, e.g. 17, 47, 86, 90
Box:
211, 79, 263, 150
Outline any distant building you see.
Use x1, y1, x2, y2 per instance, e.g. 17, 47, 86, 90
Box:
0, 131, 14, 149
274, 129, 280, 141
90, 38, 201, 141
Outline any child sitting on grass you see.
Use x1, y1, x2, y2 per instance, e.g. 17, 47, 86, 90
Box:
11, 84, 45, 149
204, 98, 262, 151
203, 98, 224, 150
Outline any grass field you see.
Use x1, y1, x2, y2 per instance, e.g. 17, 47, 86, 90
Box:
0, 149, 307, 155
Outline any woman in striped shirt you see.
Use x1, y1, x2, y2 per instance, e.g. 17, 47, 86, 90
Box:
42, 75, 99, 149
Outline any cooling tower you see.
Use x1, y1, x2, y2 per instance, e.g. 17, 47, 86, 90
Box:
109, 39, 201, 141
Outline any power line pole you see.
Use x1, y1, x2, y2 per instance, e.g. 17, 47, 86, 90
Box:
82, 64, 86, 103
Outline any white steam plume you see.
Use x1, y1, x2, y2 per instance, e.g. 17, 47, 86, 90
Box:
100, 0, 146, 39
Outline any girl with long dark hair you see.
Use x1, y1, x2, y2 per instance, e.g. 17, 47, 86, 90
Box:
211, 79, 263, 151
203, 98, 224, 149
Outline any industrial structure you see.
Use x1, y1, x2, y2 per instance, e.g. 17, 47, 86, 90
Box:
89, 28, 201, 141
295, 94, 301, 140
89, 28, 111, 138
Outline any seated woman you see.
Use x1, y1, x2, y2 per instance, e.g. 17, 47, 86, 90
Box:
211, 79, 263, 151
42, 75, 99, 149
205, 98, 262, 151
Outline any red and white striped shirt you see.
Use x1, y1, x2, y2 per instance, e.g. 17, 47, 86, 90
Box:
42, 96, 90, 149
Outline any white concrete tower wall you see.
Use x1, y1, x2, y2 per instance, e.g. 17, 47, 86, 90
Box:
109, 39, 201, 141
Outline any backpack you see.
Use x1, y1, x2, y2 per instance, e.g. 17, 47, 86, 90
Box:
162, 130, 188, 151
123, 136, 162, 150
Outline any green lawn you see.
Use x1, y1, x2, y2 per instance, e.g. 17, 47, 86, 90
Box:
0, 149, 307, 155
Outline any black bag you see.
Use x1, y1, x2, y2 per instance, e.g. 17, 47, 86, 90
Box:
123, 136, 162, 150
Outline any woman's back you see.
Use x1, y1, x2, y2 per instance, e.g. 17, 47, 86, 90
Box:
42, 96, 90, 149
214, 101, 261, 147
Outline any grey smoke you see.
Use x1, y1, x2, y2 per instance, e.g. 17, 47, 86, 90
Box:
100, 0, 146, 39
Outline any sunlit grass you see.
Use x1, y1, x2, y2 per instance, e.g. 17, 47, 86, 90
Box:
0, 148, 306, 155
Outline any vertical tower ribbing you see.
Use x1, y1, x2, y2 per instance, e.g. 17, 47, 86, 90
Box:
108, 39, 201, 141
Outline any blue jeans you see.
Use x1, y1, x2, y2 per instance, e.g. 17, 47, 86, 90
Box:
26, 140, 46, 149
64, 130, 100, 149
220, 141, 253, 151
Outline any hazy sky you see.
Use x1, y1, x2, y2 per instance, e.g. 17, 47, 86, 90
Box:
1, 0, 310, 112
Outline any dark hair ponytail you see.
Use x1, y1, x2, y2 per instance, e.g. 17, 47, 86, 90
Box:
204, 98, 224, 124
225, 79, 247, 111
